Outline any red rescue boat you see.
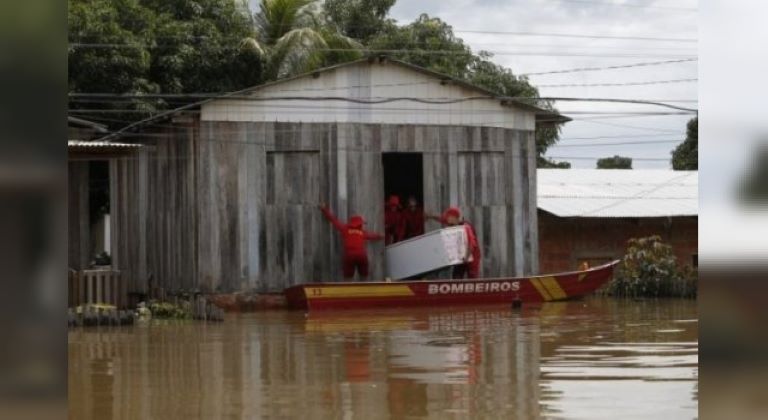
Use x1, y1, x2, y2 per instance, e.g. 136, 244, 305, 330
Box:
284, 260, 620, 311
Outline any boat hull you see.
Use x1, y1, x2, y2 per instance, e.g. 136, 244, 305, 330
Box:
284, 260, 619, 311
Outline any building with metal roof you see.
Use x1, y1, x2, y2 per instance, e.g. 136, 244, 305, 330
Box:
537, 169, 698, 274
106, 56, 570, 294
538, 169, 698, 218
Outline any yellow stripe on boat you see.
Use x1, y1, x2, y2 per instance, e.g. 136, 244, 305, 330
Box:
305, 284, 415, 299
530, 278, 553, 301
539, 276, 567, 300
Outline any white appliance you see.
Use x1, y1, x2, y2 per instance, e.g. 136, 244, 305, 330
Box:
385, 226, 468, 279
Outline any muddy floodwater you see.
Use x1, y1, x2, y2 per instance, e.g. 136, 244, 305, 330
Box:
68, 298, 697, 419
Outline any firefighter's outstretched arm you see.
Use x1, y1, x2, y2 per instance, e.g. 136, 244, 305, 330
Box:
319, 204, 345, 232
364, 231, 384, 241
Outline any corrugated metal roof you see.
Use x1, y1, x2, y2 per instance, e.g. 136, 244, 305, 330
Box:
537, 169, 698, 218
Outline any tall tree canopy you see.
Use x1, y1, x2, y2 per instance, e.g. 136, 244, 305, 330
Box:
323, 0, 396, 42
69, 0, 263, 119
597, 155, 633, 169
68, 0, 359, 126
671, 117, 698, 170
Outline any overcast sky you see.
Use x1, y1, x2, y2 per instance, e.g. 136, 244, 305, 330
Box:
249, 0, 698, 168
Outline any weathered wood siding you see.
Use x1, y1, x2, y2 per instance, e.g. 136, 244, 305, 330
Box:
68, 161, 90, 270
113, 120, 539, 293
111, 123, 198, 294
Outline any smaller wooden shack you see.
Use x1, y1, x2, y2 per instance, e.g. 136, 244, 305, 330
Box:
68, 117, 142, 307
537, 169, 698, 273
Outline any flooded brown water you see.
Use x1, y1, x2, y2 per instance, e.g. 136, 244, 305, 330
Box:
68, 298, 697, 419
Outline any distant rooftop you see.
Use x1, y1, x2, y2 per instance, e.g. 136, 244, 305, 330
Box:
537, 169, 698, 218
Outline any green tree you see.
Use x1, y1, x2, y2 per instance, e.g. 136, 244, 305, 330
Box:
671, 117, 698, 170
367, 14, 563, 164
244, 0, 361, 80
597, 155, 633, 169
69, 0, 263, 124
368, 14, 475, 77
539, 158, 571, 169
323, 0, 396, 42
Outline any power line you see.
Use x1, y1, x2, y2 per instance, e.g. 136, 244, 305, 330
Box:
548, 0, 697, 12
521, 58, 697, 76
451, 30, 696, 43
579, 119, 684, 133
537, 78, 697, 88
68, 36, 698, 52
547, 156, 670, 161
68, 43, 696, 58
76, 94, 695, 140
551, 139, 682, 147
559, 133, 683, 141
69, 93, 698, 113
69, 28, 698, 43
578, 172, 695, 216
538, 97, 696, 112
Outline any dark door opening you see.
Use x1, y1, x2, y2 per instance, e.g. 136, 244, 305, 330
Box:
383, 153, 424, 244
383, 153, 424, 207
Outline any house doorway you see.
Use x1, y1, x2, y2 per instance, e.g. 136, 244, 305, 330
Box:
383, 153, 424, 244
382, 153, 424, 207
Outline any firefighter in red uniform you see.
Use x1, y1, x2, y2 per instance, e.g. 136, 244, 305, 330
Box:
320, 204, 384, 281
427, 206, 481, 279
401, 196, 425, 240
384, 195, 404, 245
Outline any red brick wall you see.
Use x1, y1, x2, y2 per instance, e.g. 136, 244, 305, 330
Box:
538, 211, 698, 274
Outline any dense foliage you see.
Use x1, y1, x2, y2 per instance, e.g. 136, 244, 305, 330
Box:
69, 0, 263, 118
539, 158, 571, 168
597, 155, 633, 169
323, 0, 396, 42
671, 117, 698, 170
606, 236, 697, 298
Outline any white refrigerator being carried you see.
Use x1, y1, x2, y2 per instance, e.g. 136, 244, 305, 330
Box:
385, 226, 469, 280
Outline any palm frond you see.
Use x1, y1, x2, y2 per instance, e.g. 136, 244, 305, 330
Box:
240, 37, 266, 56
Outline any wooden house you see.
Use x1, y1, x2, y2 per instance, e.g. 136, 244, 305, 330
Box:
110, 57, 570, 294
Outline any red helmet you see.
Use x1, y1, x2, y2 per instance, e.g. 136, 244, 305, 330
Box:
349, 215, 365, 228
443, 206, 461, 220
387, 195, 400, 207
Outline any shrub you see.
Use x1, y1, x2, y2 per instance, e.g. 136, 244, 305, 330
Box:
607, 235, 697, 298
148, 300, 193, 320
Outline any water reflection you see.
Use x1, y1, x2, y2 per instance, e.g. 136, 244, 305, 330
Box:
68, 299, 697, 419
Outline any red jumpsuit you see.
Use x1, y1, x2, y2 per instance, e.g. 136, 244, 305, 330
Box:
384, 205, 404, 244
436, 214, 481, 279
401, 207, 425, 239
321, 207, 383, 278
